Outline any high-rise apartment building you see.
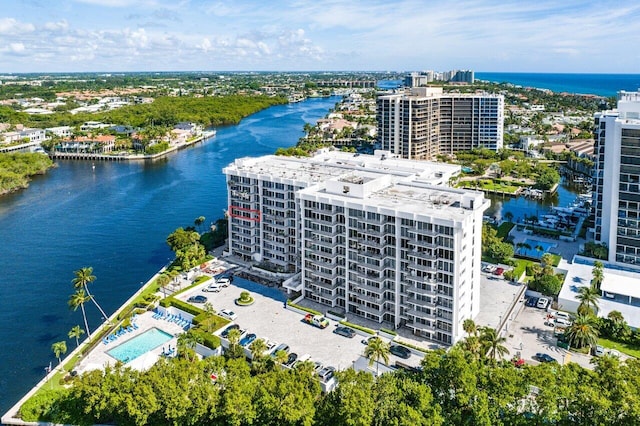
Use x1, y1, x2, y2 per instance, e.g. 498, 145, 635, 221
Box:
377, 87, 504, 159
223, 150, 489, 344
593, 91, 640, 267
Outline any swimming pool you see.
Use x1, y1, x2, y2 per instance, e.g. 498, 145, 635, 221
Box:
107, 328, 173, 363
517, 238, 556, 259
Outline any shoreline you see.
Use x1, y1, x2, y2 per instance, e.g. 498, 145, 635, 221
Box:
48, 130, 216, 162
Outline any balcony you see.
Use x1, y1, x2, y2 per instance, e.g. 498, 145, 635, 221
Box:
405, 321, 436, 333
349, 292, 384, 305
349, 302, 385, 317
306, 278, 342, 291
350, 281, 386, 295
406, 285, 437, 297
407, 308, 436, 321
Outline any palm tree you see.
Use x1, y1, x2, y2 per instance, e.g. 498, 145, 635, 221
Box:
541, 253, 554, 267
576, 286, 600, 315
226, 328, 243, 359
480, 327, 509, 361
364, 337, 390, 376
607, 310, 625, 326
463, 319, 478, 337
462, 335, 483, 360
72, 267, 109, 322
68, 289, 92, 338
202, 302, 216, 332
504, 211, 514, 223
565, 314, 599, 349
273, 349, 288, 365
52, 341, 67, 365
177, 331, 201, 362
194, 216, 206, 233
68, 325, 85, 348
249, 338, 268, 361
592, 261, 604, 291
156, 274, 171, 298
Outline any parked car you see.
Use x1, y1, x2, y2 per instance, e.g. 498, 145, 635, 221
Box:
333, 326, 356, 338
494, 267, 505, 276
390, 345, 411, 359
216, 277, 231, 287
318, 366, 336, 382
594, 345, 605, 357
285, 353, 298, 366
303, 313, 330, 329
221, 324, 240, 338
525, 297, 539, 308
187, 295, 208, 304
271, 343, 290, 356
555, 317, 571, 327
554, 311, 571, 321
219, 309, 238, 320
537, 297, 550, 309
534, 353, 557, 363
202, 283, 222, 292
608, 349, 621, 358
239, 333, 257, 347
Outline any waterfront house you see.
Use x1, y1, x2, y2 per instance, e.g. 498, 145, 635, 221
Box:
56, 135, 116, 153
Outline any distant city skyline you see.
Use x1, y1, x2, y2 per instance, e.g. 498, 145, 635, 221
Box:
1, 0, 639, 73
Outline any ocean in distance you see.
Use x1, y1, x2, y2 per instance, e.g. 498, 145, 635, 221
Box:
476, 72, 640, 97
0, 96, 340, 414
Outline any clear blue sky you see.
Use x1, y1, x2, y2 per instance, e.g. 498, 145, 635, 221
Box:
1, 0, 639, 73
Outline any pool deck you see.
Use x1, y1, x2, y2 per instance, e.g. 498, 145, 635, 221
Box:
74, 311, 186, 374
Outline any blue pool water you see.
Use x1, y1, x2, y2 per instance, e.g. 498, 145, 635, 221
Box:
107, 328, 173, 363
518, 239, 556, 259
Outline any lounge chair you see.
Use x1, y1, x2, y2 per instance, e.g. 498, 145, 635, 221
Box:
126, 326, 134, 333
132, 323, 139, 330
103, 338, 109, 345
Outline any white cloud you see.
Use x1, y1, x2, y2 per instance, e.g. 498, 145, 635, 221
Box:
43, 20, 69, 32
0, 18, 35, 34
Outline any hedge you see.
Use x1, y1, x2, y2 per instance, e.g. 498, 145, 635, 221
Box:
339, 320, 375, 335
192, 313, 230, 331
190, 328, 221, 350
286, 300, 321, 316
193, 275, 212, 285
160, 298, 203, 316
395, 341, 428, 354
380, 328, 397, 336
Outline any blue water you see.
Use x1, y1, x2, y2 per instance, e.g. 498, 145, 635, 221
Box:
484, 180, 582, 224
107, 328, 172, 362
0, 96, 339, 413
518, 239, 557, 259
476, 72, 640, 97
380, 74, 640, 97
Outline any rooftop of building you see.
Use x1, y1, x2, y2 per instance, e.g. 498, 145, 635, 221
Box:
224, 149, 462, 185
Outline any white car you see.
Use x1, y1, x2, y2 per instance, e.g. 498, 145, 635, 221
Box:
219, 309, 238, 320
594, 345, 605, 357
537, 297, 550, 310
216, 277, 231, 287
203, 283, 222, 292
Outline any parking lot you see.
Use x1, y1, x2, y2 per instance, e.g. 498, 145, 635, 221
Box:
503, 300, 594, 369
176, 275, 422, 372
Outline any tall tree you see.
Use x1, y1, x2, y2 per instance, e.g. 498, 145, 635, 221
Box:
194, 216, 205, 233
52, 341, 67, 365
72, 267, 109, 322
480, 327, 509, 361
565, 314, 599, 349
592, 261, 604, 291
68, 325, 85, 348
576, 286, 600, 315
156, 274, 171, 299
364, 337, 390, 376
68, 289, 92, 338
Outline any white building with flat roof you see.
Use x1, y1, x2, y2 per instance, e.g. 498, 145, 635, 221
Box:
593, 91, 640, 268
223, 149, 489, 344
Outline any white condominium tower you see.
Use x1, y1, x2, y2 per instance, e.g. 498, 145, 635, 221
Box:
593, 91, 640, 267
223, 150, 489, 344
377, 87, 504, 160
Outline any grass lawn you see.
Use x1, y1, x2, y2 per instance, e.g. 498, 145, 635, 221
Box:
512, 258, 535, 279
495, 222, 515, 240
598, 337, 640, 359
459, 179, 521, 194
549, 254, 562, 267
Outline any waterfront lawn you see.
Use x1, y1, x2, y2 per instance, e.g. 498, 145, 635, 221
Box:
458, 179, 521, 194
598, 337, 640, 359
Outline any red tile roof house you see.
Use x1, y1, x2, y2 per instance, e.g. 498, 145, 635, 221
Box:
58, 135, 116, 153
